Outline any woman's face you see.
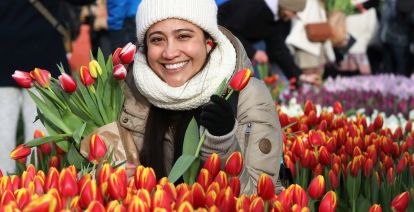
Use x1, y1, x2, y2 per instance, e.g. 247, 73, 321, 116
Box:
146, 19, 210, 87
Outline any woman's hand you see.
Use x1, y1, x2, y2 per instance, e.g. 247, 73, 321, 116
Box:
253, 50, 269, 64
200, 95, 235, 136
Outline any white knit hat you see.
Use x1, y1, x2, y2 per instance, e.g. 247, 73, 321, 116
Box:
136, 0, 220, 45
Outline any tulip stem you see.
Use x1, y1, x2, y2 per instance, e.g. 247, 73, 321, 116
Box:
264, 200, 269, 212
225, 88, 234, 100
195, 132, 206, 157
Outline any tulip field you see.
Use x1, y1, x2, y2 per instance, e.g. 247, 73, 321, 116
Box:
6, 43, 414, 211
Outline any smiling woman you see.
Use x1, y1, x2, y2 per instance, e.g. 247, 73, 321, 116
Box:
81, 0, 284, 195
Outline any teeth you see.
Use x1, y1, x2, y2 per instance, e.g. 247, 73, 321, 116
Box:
165, 61, 187, 70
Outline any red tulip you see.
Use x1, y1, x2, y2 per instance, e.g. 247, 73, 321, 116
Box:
191, 183, 206, 209
58, 73, 77, 93
216, 187, 236, 212
22, 193, 57, 211
14, 188, 31, 209
225, 151, 243, 176
30, 68, 51, 88
10, 144, 31, 160
373, 115, 383, 130
98, 163, 113, 197
205, 190, 217, 207
328, 170, 339, 190
106, 200, 126, 212
396, 157, 408, 174
363, 158, 374, 177
138, 167, 156, 192
228, 68, 251, 91
308, 175, 326, 200
369, 204, 382, 212
128, 195, 150, 212
33, 129, 51, 156
206, 181, 220, 195
249, 197, 264, 212
89, 134, 107, 163
405, 121, 412, 134
54, 143, 66, 155
112, 48, 122, 66
229, 176, 241, 197
152, 189, 172, 211
49, 156, 60, 169
58, 168, 78, 198
236, 194, 250, 211
319, 191, 337, 212
79, 179, 102, 209
12, 70, 33, 88
333, 101, 343, 114
213, 171, 228, 188
391, 192, 409, 212
177, 201, 194, 212
197, 168, 212, 190
136, 189, 151, 208
203, 153, 221, 177
20, 171, 34, 189
291, 184, 309, 207
33, 175, 45, 195
44, 167, 59, 192
85, 200, 106, 212
113, 64, 127, 80
108, 169, 127, 200
10, 175, 20, 192
79, 66, 95, 86
119, 42, 137, 65
257, 173, 274, 200
318, 146, 331, 166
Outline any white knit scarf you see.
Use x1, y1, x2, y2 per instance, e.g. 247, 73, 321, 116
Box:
133, 32, 236, 110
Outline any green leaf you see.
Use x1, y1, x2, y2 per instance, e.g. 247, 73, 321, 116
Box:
62, 111, 84, 132
168, 154, 196, 183
356, 195, 371, 212
26, 134, 70, 147
215, 78, 228, 96
73, 122, 87, 146
67, 143, 88, 169
182, 118, 200, 155
187, 157, 200, 185
28, 90, 73, 134
97, 48, 108, 81
75, 76, 105, 126
56, 140, 69, 152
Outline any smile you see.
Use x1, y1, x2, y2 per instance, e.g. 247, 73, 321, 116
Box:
163, 61, 189, 70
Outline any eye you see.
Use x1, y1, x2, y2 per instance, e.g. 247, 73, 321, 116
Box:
149, 37, 164, 44
178, 34, 192, 40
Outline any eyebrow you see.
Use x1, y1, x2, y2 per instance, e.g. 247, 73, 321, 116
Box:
147, 28, 196, 37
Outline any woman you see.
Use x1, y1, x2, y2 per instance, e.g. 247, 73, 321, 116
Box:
81, 0, 283, 194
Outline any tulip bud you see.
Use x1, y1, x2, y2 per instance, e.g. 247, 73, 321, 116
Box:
12, 70, 33, 88
30, 68, 51, 88
405, 121, 412, 134
106, 200, 126, 212
191, 183, 206, 209
49, 155, 60, 169
249, 197, 264, 212
373, 115, 383, 130
113, 64, 127, 80
22, 193, 57, 211
33, 129, 51, 156
319, 191, 337, 212
108, 169, 127, 200
213, 171, 228, 188
369, 204, 382, 212
292, 184, 309, 207
88, 60, 102, 78
177, 201, 193, 212
391, 192, 409, 212
89, 134, 107, 163
79, 66, 95, 86
79, 179, 102, 209
15, 188, 31, 209
333, 101, 343, 114
229, 176, 241, 197
224, 152, 243, 176
236, 194, 250, 211
257, 173, 274, 200
205, 190, 217, 207
152, 189, 172, 211
112, 48, 122, 66
58, 168, 78, 198
33, 175, 45, 196
203, 153, 221, 177
44, 167, 60, 192
138, 167, 156, 192
307, 175, 325, 200
98, 163, 113, 197
197, 168, 212, 190
10, 144, 31, 161
216, 187, 235, 212
228, 68, 251, 91
318, 146, 331, 166
120, 42, 137, 65
58, 73, 77, 93
86, 200, 106, 212
128, 195, 150, 212
10, 175, 20, 192
136, 189, 151, 208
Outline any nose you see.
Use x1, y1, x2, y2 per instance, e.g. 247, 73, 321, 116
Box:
162, 41, 180, 59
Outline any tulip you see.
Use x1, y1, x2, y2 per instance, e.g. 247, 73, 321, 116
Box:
113, 64, 127, 80
333, 101, 343, 114
119, 42, 137, 65
319, 191, 337, 212
86, 200, 106, 212
58, 168, 78, 198
224, 151, 243, 176
136, 189, 152, 208
44, 167, 59, 192
58, 73, 77, 93
228, 68, 251, 91
70, 196, 82, 212
160, 181, 177, 201
89, 60, 102, 78
33, 175, 45, 196
249, 198, 264, 212
138, 167, 156, 192
291, 184, 309, 207
396, 157, 408, 174
405, 121, 412, 134
21, 171, 34, 189
15, 188, 31, 209
203, 153, 221, 177
128, 195, 150, 212
391, 191, 409, 212
257, 173, 274, 200
10, 144, 31, 160
11, 175, 20, 192
49, 156, 60, 169
236, 194, 250, 211
108, 169, 127, 200
33, 129, 51, 156
112, 47, 122, 66
216, 187, 236, 212
318, 146, 331, 166
369, 204, 382, 212
191, 183, 206, 209
229, 176, 241, 197
79, 66, 95, 86
106, 200, 126, 212
213, 171, 228, 188
308, 175, 325, 200
12, 70, 33, 88
152, 189, 172, 211
98, 163, 113, 197
363, 158, 374, 177
175, 190, 192, 210
22, 193, 57, 211
206, 181, 220, 195
373, 115, 383, 130
1, 190, 15, 206
197, 168, 212, 190
89, 134, 107, 163
30, 68, 51, 88
79, 179, 102, 209
177, 201, 193, 212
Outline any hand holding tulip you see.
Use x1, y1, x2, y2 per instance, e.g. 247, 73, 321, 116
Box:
200, 95, 235, 136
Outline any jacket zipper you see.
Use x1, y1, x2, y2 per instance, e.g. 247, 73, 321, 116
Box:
244, 122, 252, 151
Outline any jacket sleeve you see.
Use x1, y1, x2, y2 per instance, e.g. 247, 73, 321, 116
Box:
107, 0, 128, 30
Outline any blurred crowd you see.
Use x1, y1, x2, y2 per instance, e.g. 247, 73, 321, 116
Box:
0, 0, 413, 173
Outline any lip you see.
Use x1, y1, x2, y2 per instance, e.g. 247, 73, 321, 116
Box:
162, 60, 189, 71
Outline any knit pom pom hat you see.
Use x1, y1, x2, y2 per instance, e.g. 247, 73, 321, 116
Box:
136, 0, 221, 45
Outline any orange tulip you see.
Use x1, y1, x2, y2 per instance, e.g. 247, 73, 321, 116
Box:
128, 195, 150, 212
85, 200, 106, 212
30, 68, 51, 88
369, 204, 382, 212
152, 189, 172, 211
138, 167, 156, 192
257, 173, 274, 200
12, 70, 33, 88
23, 193, 57, 211
224, 152, 243, 176
203, 153, 221, 177
391, 192, 409, 212
58, 168, 78, 198
10, 144, 31, 161
228, 68, 251, 91
89, 134, 107, 163
318, 191, 337, 212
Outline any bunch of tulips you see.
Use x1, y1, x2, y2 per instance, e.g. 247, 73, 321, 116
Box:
11, 43, 136, 170
280, 100, 414, 211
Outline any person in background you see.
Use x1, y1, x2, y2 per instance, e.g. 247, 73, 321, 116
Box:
81, 0, 284, 194
0, 0, 93, 174
218, 0, 321, 85
107, 0, 141, 51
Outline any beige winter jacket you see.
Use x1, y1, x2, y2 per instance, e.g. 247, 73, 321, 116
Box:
80, 27, 283, 195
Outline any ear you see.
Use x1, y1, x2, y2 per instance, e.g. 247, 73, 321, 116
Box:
206, 39, 214, 53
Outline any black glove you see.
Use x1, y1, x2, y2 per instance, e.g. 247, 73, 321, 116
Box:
200, 95, 235, 136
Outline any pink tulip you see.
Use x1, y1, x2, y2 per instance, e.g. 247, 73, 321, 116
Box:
12, 70, 33, 88
58, 73, 77, 93
119, 42, 136, 64
113, 64, 127, 80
